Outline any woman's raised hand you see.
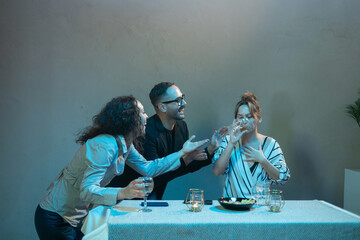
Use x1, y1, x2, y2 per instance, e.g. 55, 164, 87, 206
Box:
210, 126, 229, 149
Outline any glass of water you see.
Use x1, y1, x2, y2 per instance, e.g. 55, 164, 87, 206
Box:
251, 181, 270, 206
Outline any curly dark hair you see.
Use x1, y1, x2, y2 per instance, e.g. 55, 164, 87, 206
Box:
76, 95, 142, 145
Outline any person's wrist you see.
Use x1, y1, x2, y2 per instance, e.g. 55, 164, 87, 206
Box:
207, 144, 216, 154
229, 138, 237, 145
178, 149, 185, 157
183, 155, 192, 165
117, 188, 125, 200
258, 155, 267, 165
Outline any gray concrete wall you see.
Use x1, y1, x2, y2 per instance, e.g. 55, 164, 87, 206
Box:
1, 0, 359, 239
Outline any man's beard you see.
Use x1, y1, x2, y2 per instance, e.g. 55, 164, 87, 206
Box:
169, 106, 185, 120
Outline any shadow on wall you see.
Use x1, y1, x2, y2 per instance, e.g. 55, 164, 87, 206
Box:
291, 134, 323, 200
267, 91, 322, 200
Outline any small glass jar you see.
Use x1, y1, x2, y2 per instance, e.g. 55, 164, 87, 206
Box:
265, 189, 285, 212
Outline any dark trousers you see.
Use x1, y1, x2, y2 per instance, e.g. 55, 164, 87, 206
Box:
34, 205, 84, 240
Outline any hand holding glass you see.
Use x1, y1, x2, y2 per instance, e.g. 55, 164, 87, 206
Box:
230, 119, 248, 143
138, 177, 154, 212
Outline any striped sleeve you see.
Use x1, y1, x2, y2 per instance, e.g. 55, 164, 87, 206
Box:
212, 136, 230, 174
267, 140, 290, 184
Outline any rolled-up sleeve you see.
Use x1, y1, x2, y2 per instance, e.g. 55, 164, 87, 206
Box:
212, 136, 230, 175
126, 145, 181, 177
268, 141, 291, 184
79, 139, 119, 206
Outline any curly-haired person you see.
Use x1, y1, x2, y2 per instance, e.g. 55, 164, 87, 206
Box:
34, 95, 208, 240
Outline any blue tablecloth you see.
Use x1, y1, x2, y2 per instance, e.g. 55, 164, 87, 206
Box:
82, 200, 360, 240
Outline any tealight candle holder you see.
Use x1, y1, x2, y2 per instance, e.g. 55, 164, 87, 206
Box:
265, 189, 285, 212
185, 188, 204, 212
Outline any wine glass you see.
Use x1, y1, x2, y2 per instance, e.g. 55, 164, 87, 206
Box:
138, 177, 154, 212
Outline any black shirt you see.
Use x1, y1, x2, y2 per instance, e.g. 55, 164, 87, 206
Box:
107, 114, 212, 199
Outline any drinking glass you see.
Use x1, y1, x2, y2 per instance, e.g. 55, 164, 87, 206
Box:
138, 177, 154, 212
239, 118, 248, 131
251, 181, 270, 206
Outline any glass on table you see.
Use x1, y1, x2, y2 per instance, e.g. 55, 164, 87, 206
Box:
138, 177, 154, 212
251, 181, 270, 206
185, 188, 204, 212
265, 189, 285, 212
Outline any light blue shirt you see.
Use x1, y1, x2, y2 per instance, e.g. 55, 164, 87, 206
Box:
40, 134, 181, 227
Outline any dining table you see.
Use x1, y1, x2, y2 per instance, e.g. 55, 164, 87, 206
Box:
81, 199, 360, 240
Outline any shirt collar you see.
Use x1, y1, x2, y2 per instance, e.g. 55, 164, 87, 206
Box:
116, 135, 128, 155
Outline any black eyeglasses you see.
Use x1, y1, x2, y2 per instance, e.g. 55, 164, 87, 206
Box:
161, 95, 186, 105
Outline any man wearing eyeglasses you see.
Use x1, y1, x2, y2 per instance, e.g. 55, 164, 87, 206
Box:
108, 82, 227, 199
